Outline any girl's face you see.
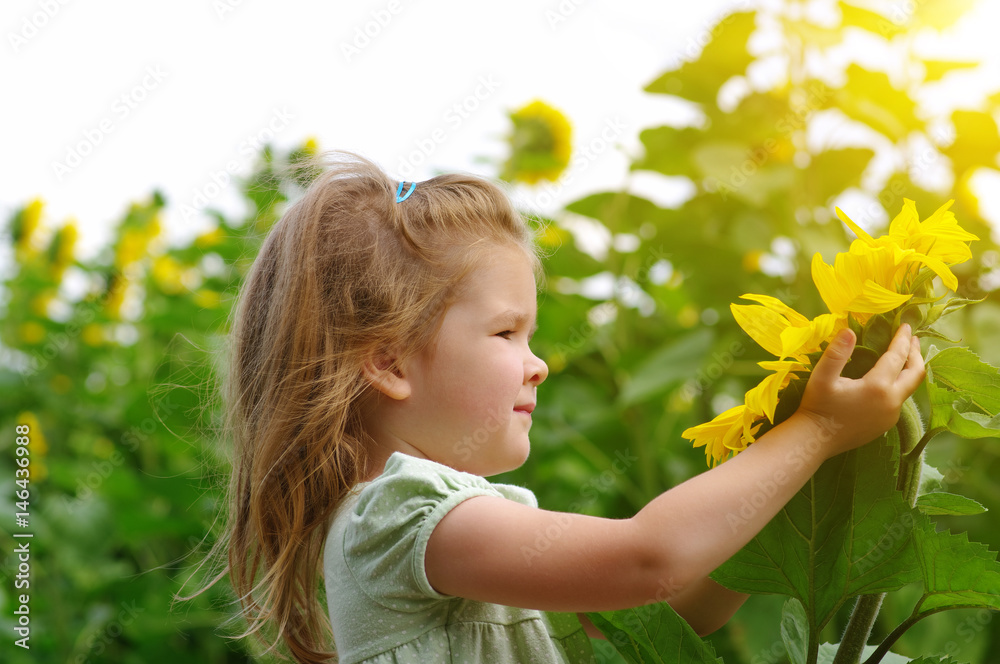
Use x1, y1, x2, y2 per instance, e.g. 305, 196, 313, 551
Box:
370, 244, 549, 477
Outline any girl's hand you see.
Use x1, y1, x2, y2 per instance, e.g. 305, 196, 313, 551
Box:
796, 323, 926, 459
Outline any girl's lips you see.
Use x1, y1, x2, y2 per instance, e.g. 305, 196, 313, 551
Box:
514, 403, 535, 414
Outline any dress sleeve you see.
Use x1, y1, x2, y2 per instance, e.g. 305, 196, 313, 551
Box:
342, 453, 505, 612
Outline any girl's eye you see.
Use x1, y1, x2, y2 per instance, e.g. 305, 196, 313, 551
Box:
496, 330, 515, 339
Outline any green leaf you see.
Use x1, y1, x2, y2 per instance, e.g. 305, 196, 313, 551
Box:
617, 330, 714, 407
590, 639, 629, 663
843, 345, 881, 380
723, 164, 799, 208
917, 460, 945, 496
915, 492, 987, 516
565, 191, 678, 235
780, 598, 808, 664
807, 148, 875, 205
688, 141, 799, 207
831, 65, 922, 141
923, 295, 987, 327
951, 397, 1000, 432
712, 90, 809, 145
915, 326, 962, 343
644, 12, 757, 107
861, 313, 894, 355
537, 225, 608, 280
925, 346, 1000, 438
691, 141, 749, 183
587, 603, 723, 663
913, 524, 1000, 615
712, 438, 921, 633
938, 295, 987, 316
634, 126, 706, 179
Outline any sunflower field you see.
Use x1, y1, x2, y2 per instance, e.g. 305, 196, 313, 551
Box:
4, 1, 1000, 662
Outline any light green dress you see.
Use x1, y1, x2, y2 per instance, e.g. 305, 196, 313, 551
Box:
323, 451, 596, 664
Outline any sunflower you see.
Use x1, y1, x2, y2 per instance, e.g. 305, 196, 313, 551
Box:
501, 99, 572, 184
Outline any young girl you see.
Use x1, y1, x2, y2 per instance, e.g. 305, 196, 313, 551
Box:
179, 150, 925, 663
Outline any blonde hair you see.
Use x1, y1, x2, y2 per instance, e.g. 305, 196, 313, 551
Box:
175, 150, 543, 663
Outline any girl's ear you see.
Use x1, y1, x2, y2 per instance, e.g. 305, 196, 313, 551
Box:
361, 353, 412, 400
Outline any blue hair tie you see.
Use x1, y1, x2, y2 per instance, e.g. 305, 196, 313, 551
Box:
396, 181, 416, 203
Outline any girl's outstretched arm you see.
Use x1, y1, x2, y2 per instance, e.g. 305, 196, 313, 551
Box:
425, 325, 925, 623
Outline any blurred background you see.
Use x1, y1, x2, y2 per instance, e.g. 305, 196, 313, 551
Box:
3, 0, 1000, 661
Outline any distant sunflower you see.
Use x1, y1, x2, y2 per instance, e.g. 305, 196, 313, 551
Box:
289, 136, 323, 187
12, 198, 44, 261
502, 100, 572, 184
48, 219, 78, 280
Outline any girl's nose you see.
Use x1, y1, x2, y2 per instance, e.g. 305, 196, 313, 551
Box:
526, 350, 548, 386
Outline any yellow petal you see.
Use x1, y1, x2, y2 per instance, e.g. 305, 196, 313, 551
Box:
757, 360, 810, 373
813, 248, 912, 318
853, 280, 914, 313
682, 405, 744, 441
683, 405, 748, 467
738, 412, 763, 448
745, 372, 785, 423
905, 251, 959, 291
746, 361, 809, 423
889, 199, 978, 266
836, 206, 877, 245
738, 293, 810, 327
812, 253, 850, 315
779, 326, 817, 359
779, 313, 841, 359
726, 414, 750, 451
731, 303, 788, 357
888, 199, 920, 243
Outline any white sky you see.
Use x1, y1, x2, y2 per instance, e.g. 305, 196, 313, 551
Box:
3, 0, 1000, 267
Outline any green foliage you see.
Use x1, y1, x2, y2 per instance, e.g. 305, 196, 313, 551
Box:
587, 603, 724, 663
925, 347, 1000, 438
644, 12, 757, 107
712, 436, 921, 634
915, 492, 986, 516
782, 598, 809, 664
911, 527, 1000, 614
0, 144, 318, 663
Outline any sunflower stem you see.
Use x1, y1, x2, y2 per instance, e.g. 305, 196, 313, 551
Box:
832, 398, 923, 664
895, 397, 925, 506
832, 594, 886, 664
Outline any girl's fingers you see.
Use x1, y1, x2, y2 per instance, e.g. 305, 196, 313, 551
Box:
869, 324, 914, 381
895, 335, 926, 393
810, 328, 856, 385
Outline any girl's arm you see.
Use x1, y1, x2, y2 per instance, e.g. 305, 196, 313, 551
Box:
425, 325, 925, 621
